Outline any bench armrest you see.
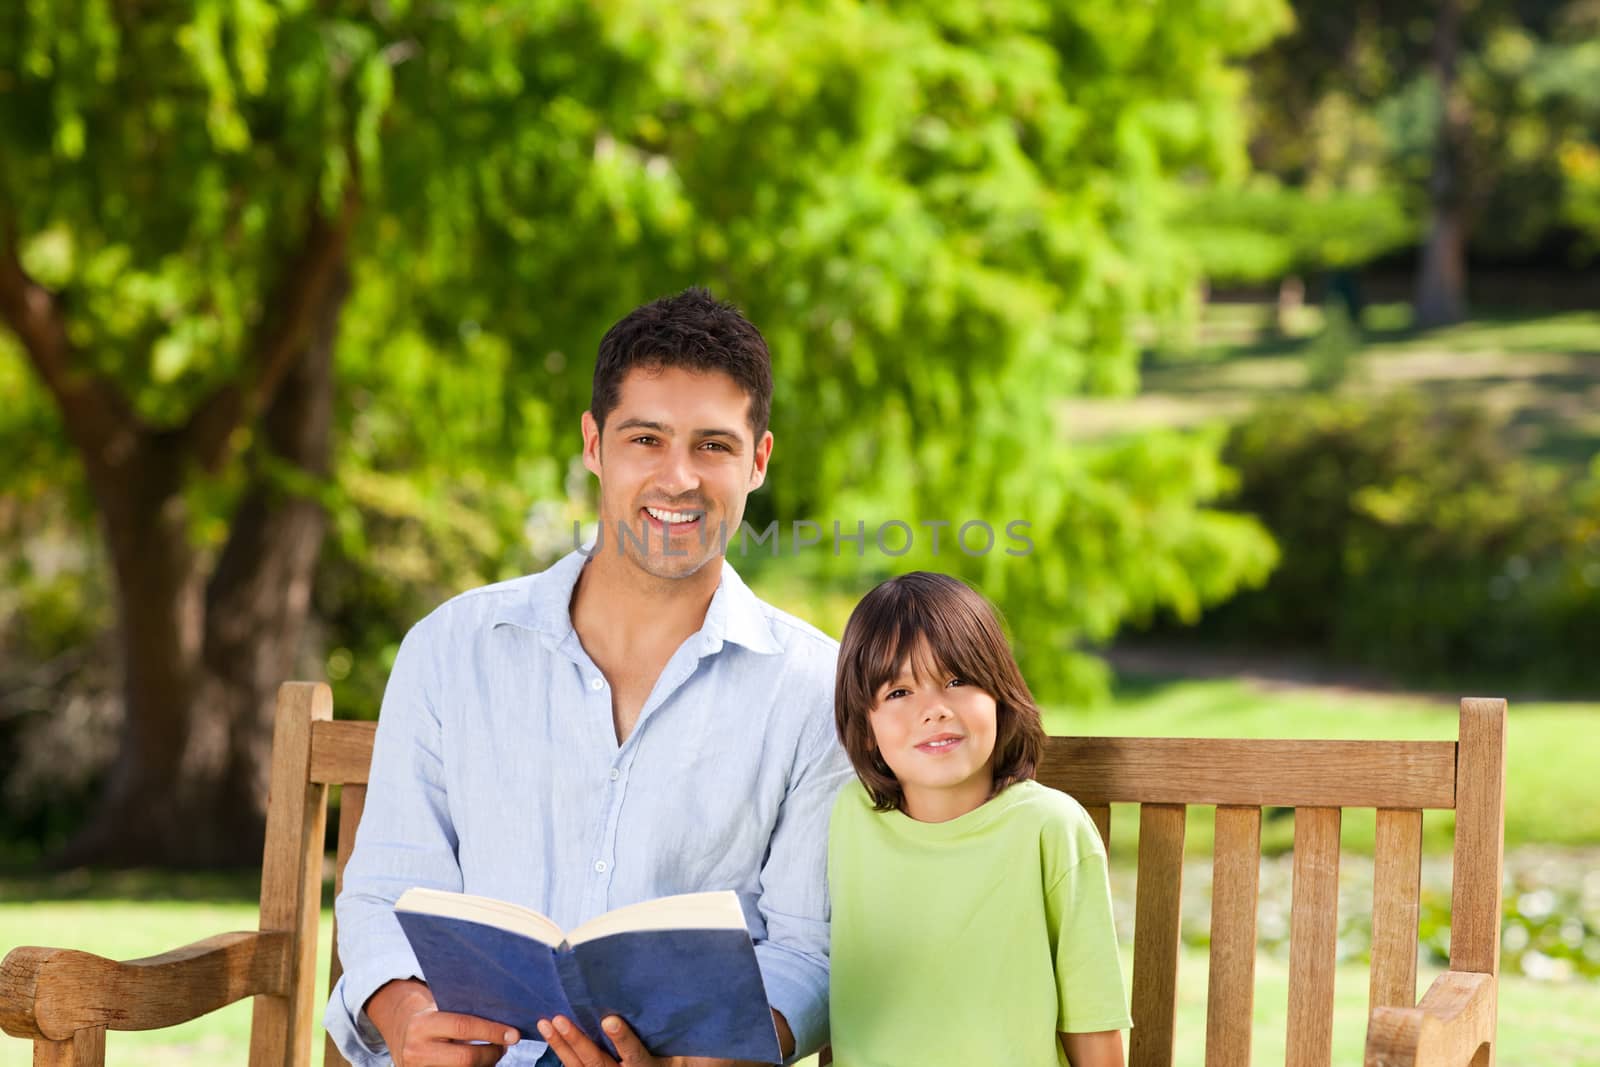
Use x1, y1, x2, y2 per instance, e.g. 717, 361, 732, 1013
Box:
1365, 969, 1496, 1067
0, 930, 291, 1041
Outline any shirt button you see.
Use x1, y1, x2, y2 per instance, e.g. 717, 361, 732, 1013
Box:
589, 677, 604, 691
594, 860, 608, 873
609, 768, 621, 781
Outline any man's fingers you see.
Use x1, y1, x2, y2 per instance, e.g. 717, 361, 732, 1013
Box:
444, 1041, 511, 1067
538, 1016, 616, 1067
432, 1011, 518, 1043
400, 1033, 511, 1067
600, 1016, 653, 1066
534, 1019, 572, 1067
401, 1010, 517, 1067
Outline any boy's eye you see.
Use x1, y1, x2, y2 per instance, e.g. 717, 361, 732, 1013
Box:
884, 687, 910, 700
947, 677, 967, 688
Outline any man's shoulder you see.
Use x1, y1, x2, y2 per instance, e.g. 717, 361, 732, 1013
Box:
745, 599, 839, 694
409, 565, 566, 642
755, 600, 839, 656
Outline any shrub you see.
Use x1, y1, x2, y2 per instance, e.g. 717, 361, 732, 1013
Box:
1196, 394, 1600, 691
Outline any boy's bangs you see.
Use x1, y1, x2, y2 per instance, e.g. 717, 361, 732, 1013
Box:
859, 592, 989, 697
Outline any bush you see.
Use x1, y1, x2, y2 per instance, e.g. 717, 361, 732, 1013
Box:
1194, 394, 1600, 691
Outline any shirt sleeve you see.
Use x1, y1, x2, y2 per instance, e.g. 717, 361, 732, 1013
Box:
752, 678, 854, 1063
1045, 847, 1135, 1035
324, 619, 465, 1064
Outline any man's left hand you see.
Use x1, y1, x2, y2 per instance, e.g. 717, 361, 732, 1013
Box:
537, 1015, 746, 1067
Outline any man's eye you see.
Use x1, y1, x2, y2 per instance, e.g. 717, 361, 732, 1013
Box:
632, 436, 657, 446
701, 441, 730, 452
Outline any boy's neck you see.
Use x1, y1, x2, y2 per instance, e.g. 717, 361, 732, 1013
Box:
900, 776, 995, 824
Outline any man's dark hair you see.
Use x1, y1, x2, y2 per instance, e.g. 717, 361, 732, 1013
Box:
834, 571, 1047, 813
591, 287, 774, 439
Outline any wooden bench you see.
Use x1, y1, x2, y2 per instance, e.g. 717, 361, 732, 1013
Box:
1, 683, 1505, 1067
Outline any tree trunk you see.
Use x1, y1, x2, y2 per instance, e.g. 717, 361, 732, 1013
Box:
54, 266, 349, 869
1414, 0, 1470, 328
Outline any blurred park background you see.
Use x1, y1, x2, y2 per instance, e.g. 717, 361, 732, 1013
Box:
2, 0, 1598, 1062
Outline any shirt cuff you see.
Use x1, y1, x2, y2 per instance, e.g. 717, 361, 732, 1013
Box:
323, 951, 425, 1066
754, 943, 829, 1064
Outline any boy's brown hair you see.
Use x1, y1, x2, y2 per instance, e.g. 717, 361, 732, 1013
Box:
834, 571, 1046, 812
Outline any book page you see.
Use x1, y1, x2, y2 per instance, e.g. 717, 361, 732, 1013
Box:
567, 890, 748, 946
396, 888, 566, 947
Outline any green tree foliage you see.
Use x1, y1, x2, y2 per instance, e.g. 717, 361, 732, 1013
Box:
1, 0, 1279, 863
1174, 180, 1416, 285
1189, 2, 1600, 312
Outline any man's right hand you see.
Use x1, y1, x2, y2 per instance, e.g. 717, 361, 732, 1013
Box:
365, 978, 521, 1067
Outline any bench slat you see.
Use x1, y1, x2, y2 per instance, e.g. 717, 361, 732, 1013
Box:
1130, 804, 1185, 1067
250, 683, 330, 1067
1450, 699, 1507, 977
1042, 737, 1455, 809
1205, 806, 1260, 1067
1286, 807, 1341, 1067
323, 784, 365, 1067
309, 720, 377, 785
1370, 809, 1423, 1012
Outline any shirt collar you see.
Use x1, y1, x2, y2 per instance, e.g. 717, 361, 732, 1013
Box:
494, 549, 783, 656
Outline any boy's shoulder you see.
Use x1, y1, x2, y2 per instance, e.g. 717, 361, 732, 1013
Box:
1002, 780, 1108, 863
831, 777, 875, 819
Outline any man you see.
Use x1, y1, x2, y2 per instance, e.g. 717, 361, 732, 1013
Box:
326, 289, 851, 1067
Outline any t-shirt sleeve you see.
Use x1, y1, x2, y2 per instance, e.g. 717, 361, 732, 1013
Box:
1044, 845, 1134, 1034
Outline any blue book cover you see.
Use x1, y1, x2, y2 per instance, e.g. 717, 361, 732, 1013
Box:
394, 888, 781, 1063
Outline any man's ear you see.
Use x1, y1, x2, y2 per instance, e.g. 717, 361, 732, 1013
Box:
581, 410, 603, 477
748, 429, 774, 491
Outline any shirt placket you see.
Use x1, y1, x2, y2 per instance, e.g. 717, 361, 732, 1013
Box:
576, 638, 712, 918
577, 664, 620, 918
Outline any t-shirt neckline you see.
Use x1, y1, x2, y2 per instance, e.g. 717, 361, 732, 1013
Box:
877, 778, 1041, 840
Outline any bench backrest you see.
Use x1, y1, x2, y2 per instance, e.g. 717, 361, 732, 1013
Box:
262, 684, 1504, 1067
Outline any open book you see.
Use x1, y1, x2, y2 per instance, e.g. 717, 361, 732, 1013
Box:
394, 888, 781, 1063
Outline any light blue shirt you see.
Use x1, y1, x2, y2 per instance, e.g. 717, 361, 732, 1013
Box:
325, 549, 851, 1065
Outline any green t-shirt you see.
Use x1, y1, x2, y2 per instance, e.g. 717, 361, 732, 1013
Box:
828, 778, 1133, 1067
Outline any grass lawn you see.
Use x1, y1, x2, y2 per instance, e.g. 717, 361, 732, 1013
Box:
3, 896, 1597, 1066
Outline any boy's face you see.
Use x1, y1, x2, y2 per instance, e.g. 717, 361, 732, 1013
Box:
582, 365, 772, 582
868, 645, 998, 821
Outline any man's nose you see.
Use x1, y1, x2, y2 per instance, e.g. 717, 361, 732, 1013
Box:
655, 446, 700, 495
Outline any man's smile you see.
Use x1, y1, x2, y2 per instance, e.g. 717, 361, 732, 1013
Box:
640, 505, 708, 538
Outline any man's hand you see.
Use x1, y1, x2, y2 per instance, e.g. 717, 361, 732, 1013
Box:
365, 978, 521, 1067
537, 1013, 780, 1067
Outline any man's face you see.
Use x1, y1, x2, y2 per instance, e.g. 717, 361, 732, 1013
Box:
582, 365, 772, 582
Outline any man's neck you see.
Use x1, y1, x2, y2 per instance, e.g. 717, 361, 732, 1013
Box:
569, 550, 724, 662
